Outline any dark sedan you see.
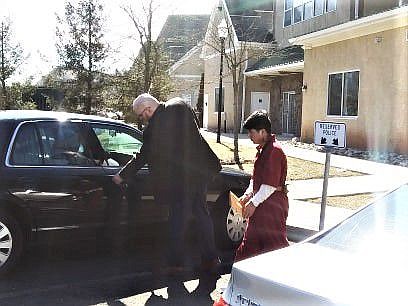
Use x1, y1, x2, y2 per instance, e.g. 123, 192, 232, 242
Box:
0, 110, 250, 275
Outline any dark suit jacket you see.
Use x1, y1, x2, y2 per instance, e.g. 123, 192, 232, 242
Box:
119, 98, 221, 194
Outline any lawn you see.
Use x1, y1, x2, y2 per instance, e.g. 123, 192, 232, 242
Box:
305, 192, 383, 210
206, 139, 363, 181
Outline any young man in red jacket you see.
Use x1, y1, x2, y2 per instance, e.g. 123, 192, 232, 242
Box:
235, 110, 289, 262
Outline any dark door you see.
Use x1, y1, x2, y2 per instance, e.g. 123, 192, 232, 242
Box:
5, 121, 109, 231
91, 123, 169, 227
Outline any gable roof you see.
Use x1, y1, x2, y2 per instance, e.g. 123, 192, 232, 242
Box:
168, 44, 204, 76
157, 15, 210, 64
224, 0, 274, 43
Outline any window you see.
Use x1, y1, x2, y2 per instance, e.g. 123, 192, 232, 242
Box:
92, 124, 142, 157
327, 0, 337, 12
284, 0, 293, 26
304, 0, 314, 20
293, 0, 303, 23
10, 123, 42, 165
314, 0, 325, 16
215, 87, 224, 112
36, 122, 97, 166
328, 71, 359, 117
284, 0, 337, 26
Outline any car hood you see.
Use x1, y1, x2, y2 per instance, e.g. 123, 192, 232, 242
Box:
223, 242, 407, 306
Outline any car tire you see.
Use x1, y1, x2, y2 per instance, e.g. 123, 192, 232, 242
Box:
211, 194, 247, 252
0, 211, 24, 277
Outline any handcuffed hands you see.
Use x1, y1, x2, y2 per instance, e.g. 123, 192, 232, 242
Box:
239, 193, 252, 206
112, 174, 124, 185
243, 202, 256, 219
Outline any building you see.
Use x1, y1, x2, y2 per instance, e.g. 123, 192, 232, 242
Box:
202, 0, 407, 154
202, 0, 275, 131
291, 5, 407, 154
157, 15, 209, 108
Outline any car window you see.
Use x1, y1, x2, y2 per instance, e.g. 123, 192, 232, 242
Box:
36, 121, 97, 167
10, 122, 42, 165
91, 124, 142, 156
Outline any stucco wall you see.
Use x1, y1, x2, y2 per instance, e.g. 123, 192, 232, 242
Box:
301, 26, 408, 154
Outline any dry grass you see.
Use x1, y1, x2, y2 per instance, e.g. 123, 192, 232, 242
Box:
305, 193, 383, 210
207, 139, 363, 180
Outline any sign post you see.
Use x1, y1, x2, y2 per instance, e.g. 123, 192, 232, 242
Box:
314, 121, 346, 230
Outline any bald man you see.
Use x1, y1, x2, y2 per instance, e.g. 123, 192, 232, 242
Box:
113, 93, 220, 284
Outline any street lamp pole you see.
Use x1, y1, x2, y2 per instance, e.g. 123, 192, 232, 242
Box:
217, 19, 227, 143
217, 37, 224, 143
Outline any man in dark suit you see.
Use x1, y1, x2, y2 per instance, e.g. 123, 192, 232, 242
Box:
112, 93, 220, 282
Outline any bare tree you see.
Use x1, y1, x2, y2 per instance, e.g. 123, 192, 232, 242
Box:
0, 18, 23, 109
205, 12, 276, 165
122, 0, 163, 93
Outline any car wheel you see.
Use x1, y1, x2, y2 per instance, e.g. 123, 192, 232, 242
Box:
212, 196, 247, 251
0, 211, 24, 276
225, 206, 247, 243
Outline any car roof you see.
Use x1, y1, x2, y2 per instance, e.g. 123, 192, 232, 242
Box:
0, 110, 123, 124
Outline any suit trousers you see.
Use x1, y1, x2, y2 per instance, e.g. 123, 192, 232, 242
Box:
155, 184, 218, 267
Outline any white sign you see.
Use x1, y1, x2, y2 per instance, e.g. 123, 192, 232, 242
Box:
314, 121, 346, 148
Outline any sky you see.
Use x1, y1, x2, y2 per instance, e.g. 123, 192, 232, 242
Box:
1, 0, 217, 84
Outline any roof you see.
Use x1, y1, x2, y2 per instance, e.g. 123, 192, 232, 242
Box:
157, 15, 210, 64
168, 44, 205, 75
290, 5, 408, 48
224, 0, 274, 43
0, 110, 122, 124
246, 46, 304, 72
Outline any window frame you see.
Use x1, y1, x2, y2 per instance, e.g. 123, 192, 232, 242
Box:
314, 0, 325, 16
284, 0, 294, 27
5, 120, 142, 168
326, 0, 337, 12
90, 123, 143, 159
293, 0, 304, 24
8, 122, 43, 166
326, 69, 360, 119
283, 0, 337, 27
303, 0, 314, 20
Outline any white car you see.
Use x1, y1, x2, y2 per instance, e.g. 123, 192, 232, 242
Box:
215, 184, 408, 306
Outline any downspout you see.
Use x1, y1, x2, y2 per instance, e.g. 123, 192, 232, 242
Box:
240, 74, 246, 133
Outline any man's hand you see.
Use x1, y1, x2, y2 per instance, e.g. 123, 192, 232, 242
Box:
112, 174, 124, 185
243, 202, 256, 219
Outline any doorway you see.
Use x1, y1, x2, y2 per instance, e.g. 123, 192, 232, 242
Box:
282, 91, 297, 135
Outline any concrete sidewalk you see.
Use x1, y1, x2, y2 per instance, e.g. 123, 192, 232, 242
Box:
202, 130, 408, 237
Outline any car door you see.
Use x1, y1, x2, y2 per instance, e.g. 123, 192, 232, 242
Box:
5, 120, 108, 231
90, 123, 170, 227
